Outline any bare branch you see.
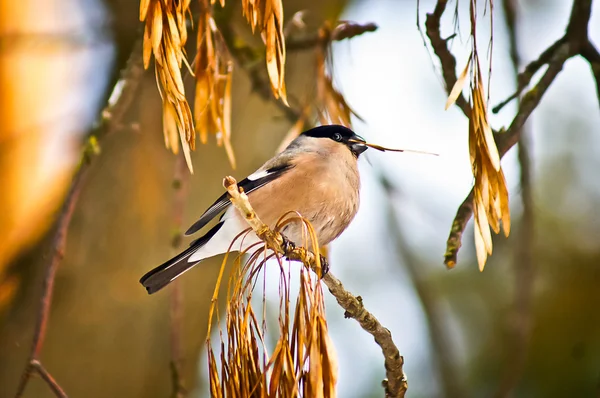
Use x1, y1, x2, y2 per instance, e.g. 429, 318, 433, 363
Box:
30, 360, 68, 398
580, 40, 600, 110
286, 22, 378, 51
223, 176, 408, 398
492, 37, 566, 113
439, 0, 593, 267
13, 38, 145, 398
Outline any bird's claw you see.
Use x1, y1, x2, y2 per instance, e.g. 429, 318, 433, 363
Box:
281, 235, 296, 255
318, 254, 330, 277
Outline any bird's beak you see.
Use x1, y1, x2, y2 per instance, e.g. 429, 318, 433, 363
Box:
349, 136, 439, 157
349, 135, 368, 156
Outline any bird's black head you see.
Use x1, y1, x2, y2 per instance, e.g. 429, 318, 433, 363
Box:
301, 125, 368, 157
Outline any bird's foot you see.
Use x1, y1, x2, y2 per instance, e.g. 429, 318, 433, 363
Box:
280, 235, 329, 278
280, 235, 296, 254
318, 254, 330, 278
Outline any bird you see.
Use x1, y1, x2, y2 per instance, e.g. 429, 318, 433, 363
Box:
140, 124, 369, 294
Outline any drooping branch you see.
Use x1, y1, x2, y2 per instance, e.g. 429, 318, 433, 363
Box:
427, 0, 595, 267
13, 38, 145, 398
223, 176, 408, 398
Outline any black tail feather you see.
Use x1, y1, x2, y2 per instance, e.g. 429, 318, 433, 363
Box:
140, 222, 223, 294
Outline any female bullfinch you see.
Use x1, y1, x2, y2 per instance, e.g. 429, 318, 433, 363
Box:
140, 124, 369, 294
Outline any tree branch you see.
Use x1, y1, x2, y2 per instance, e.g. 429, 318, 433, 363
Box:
580, 40, 600, 110
223, 176, 408, 398
13, 38, 145, 398
286, 22, 378, 51
433, 0, 593, 267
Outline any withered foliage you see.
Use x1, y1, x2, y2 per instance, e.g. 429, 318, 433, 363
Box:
242, 0, 288, 104
446, 0, 510, 270
140, 0, 289, 172
195, 0, 236, 169
140, 0, 195, 171
206, 214, 337, 397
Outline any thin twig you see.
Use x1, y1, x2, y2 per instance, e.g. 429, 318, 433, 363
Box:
223, 176, 408, 398
494, 1, 535, 396
580, 40, 600, 110
435, 0, 593, 267
169, 153, 190, 398
286, 22, 378, 51
13, 38, 145, 398
30, 360, 68, 398
492, 37, 566, 113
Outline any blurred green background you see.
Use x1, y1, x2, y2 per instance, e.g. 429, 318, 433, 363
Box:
1, 0, 599, 397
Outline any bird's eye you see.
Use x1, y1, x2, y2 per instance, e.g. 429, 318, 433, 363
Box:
333, 133, 343, 142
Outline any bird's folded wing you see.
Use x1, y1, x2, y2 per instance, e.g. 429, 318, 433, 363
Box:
184, 163, 295, 236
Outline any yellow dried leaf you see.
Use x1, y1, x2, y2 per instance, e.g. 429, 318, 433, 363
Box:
445, 54, 472, 110
222, 70, 236, 169
139, 0, 150, 21
475, 195, 493, 255
179, 125, 194, 174
162, 101, 179, 152
166, 12, 182, 65
143, 21, 152, 69
474, 217, 488, 271
498, 169, 511, 236
151, 1, 163, 57
263, 0, 288, 104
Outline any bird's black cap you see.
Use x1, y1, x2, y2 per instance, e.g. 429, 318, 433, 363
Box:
302, 125, 367, 157
302, 125, 356, 140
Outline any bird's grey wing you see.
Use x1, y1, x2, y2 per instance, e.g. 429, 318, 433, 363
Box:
184, 162, 295, 236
